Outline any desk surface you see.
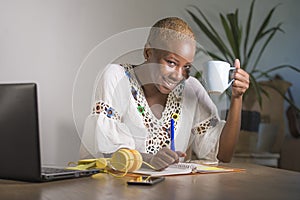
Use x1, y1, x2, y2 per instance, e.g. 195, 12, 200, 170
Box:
1, 162, 299, 200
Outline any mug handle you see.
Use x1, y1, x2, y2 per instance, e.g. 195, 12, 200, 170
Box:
227, 67, 236, 87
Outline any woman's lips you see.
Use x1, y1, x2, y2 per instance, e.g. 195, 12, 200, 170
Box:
161, 77, 178, 89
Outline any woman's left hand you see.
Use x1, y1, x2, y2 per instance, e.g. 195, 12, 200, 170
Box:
231, 59, 250, 98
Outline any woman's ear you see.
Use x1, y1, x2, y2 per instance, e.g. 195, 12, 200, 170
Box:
143, 43, 152, 61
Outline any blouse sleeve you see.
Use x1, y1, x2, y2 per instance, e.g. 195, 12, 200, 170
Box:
187, 77, 225, 164
80, 64, 135, 158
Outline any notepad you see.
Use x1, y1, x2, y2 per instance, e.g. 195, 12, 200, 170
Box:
133, 162, 234, 177
134, 165, 193, 177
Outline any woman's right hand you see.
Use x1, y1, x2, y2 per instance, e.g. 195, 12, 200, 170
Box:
146, 147, 186, 170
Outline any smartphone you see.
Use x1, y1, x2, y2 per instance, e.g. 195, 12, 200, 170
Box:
127, 176, 165, 185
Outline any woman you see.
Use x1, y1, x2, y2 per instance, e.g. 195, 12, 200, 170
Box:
80, 17, 249, 170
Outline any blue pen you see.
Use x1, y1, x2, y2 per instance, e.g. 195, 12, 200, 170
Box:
170, 118, 175, 151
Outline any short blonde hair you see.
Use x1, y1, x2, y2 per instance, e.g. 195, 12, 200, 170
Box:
147, 17, 195, 45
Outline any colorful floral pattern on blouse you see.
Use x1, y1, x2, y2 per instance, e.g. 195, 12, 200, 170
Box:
191, 116, 218, 135
92, 101, 121, 122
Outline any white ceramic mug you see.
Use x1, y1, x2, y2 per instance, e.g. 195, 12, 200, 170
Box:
203, 60, 235, 94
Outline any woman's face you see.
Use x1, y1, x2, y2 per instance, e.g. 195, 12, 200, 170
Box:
146, 40, 195, 94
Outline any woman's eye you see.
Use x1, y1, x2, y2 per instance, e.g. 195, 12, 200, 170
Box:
167, 60, 176, 67
184, 65, 191, 69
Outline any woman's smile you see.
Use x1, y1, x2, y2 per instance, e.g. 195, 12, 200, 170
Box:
161, 76, 180, 89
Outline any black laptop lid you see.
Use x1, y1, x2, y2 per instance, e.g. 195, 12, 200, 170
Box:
0, 83, 42, 181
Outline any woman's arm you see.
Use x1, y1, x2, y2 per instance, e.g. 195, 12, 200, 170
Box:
217, 59, 250, 162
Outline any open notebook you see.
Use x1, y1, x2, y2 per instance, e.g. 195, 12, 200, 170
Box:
134, 162, 235, 177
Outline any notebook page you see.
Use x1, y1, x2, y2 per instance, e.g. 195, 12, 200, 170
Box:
172, 162, 235, 173
133, 164, 193, 177
133, 162, 235, 176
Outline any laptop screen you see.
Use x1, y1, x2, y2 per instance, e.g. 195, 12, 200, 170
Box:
0, 83, 42, 181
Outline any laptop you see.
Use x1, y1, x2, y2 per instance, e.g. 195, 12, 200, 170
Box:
0, 83, 99, 182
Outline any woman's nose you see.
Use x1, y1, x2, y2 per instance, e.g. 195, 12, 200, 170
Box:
170, 66, 184, 81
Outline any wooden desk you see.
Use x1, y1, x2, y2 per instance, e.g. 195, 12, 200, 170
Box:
0, 163, 299, 200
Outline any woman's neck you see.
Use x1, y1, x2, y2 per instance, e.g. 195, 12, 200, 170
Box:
134, 64, 168, 118
142, 84, 168, 119
142, 84, 167, 103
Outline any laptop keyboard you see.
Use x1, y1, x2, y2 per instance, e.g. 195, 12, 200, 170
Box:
42, 167, 77, 174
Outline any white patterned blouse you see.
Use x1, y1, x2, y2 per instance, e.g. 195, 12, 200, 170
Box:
81, 64, 225, 163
